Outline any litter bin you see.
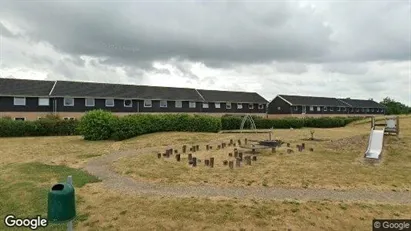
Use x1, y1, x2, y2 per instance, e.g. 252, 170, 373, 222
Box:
47, 182, 76, 223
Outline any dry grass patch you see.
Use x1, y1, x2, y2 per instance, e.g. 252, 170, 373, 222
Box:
113, 117, 411, 190
74, 183, 411, 231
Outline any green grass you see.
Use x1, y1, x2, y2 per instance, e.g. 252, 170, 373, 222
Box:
0, 162, 100, 230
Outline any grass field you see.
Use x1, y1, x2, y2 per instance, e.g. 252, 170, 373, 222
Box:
0, 116, 410, 230
112, 117, 411, 190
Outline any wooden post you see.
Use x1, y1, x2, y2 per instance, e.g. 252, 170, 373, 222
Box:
210, 146, 213, 150
238, 140, 242, 145
233, 143, 237, 147
235, 159, 241, 167
271, 147, 276, 153
188, 153, 193, 161
210, 157, 214, 168
252, 148, 255, 154
230, 139, 233, 145
193, 146, 197, 152
245, 157, 251, 165
228, 161, 234, 169
287, 149, 293, 154
309, 148, 314, 152
301, 143, 305, 149
229, 153, 233, 157
221, 143, 225, 148
189, 147, 193, 152
192, 157, 197, 167
223, 160, 228, 166
287, 143, 290, 147
174, 149, 178, 154
206, 145, 209, 151
205, 159, 210, 166
217, 145, 221, 150
176, 154, 181, 162
252, 156, 257, 161
234, 152, 238, 158
239, 152, 243, 161
245, 138, 248, 144
170, 148, 174, 155
196, 145, 200, 151
157, 153, 162, 159
183, 145, 187, 153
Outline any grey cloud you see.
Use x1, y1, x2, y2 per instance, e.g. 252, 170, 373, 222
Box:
275, 62, 308, 74
0, 22, 14, 38
322, 62, 368, 75
0, 1, 333, 68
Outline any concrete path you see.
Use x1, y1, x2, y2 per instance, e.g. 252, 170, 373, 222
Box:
85, 147, 411, 204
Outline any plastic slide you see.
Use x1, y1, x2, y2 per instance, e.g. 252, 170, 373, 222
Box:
364, 129, 385, 159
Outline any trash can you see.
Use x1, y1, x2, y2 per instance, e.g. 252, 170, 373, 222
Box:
47, 183, 76, 223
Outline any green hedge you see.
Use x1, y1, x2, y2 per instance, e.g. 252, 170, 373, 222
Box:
79, 110, 222, 141
221, 115, 361, 130
0, 117, 79, 137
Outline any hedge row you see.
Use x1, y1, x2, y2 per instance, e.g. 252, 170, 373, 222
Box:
0, 117, 79, 137
221, 115, 362, 130
78, 110, 222, 141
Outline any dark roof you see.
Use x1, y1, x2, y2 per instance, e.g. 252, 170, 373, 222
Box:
338, 98, 385, 108
197, 89, 268, 103
277, 95, 348, 107
50, 81, 204, 101
0, 78, 55, 96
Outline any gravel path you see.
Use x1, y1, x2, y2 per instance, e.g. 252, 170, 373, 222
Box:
85, 147, 411, 204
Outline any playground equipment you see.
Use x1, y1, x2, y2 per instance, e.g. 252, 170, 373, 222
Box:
365, 116, 399, 160
240, 114, 257, 132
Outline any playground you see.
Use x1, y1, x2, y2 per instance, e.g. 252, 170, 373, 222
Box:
0, 116, 410, 230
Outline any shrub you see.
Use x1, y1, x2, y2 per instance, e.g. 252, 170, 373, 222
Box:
111, 114, 221, 141
77, 110, 118, 140
0, 117, 78, 137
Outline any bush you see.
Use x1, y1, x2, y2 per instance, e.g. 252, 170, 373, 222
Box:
111, 114, 221, 141
77, 110, 118, 141
221, 115, 361, 130
0, 117, 78, 137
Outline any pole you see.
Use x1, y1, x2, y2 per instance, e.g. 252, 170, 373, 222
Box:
67, 176, 73, 231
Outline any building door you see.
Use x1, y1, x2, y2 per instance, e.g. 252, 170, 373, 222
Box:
302, 106, 306, 114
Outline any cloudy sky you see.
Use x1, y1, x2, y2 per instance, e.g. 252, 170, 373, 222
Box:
0, 0, 410, 104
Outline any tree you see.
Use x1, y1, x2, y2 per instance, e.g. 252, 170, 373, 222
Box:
380, 97, 410, 115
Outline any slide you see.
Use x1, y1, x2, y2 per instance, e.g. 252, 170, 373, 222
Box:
364, 129, 385, 159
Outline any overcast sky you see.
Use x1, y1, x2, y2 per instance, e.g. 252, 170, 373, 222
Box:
0, 0, 410, 104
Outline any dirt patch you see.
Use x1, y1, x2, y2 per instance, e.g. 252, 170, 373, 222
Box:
327, 135, 369, 151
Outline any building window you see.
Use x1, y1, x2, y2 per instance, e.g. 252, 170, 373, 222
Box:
277, 107, 281, 110
215, 103, 221, 109
337, 107, 341, 111
226, 102, 232, 109
317, 106, 321, 111
105, 99, 115, 107
175, 101, 182, 108
366, 108, 370, 112
293, 106, 298, 111
361, 108, 365, 112
381, 109, 384, 113
143, 100, 152, 108
237, 103, 243, 109
13, 97, 26, 106
258, 104, 264, 109
63, 117, 75, 121
189, 102, 196, 108
160, 100, 167, 108
124, 99, 133, 107
370, 108, 374, 113
342, 107, 346, 111
38, 98, 50, 106
324, 107, 327, 111
310, 106, 314, 111
356, 108, 359, 112
85, 98, 95, 107
249, 103, 254, 109
14, 117, 25, 121
64, 97, 74, 106
330, 107, 334, 111
203, 102, 209, 108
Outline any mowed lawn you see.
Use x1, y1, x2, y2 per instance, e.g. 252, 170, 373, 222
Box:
113, 116, 411, 191
0, 116, 410, 230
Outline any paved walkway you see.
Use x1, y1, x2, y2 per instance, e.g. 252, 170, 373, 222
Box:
85, 147, 411, 204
